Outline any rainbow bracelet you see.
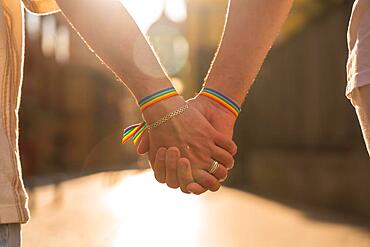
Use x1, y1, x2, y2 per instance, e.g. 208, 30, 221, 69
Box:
199, 87, 241, 117
121, 87, 179, 145
121, 122, 147, 145
139, 87, 178, 112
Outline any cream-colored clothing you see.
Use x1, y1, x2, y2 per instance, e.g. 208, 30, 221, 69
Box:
347, 0, 370, 155
350, 85, 370, 155
347, 0, 370, 96
0, 0, 59, 224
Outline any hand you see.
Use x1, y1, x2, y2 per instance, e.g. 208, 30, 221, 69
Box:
190, 94, 237, 140
184, 95, 238, 193
138, 95, 238, 194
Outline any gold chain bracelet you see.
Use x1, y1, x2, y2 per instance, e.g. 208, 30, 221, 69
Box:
147, 104, 189, 130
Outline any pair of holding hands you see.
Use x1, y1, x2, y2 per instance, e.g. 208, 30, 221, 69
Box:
136, 93, 238, 195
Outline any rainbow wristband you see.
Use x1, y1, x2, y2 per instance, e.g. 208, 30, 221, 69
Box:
200, 87, 241, 117
139, 87, 178, 111
121, 87, 178, 145
121, 122, 147, 145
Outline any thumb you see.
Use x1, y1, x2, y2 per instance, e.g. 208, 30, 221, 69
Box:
136, 130, 150, 155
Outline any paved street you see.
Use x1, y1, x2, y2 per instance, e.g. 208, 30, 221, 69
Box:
23, 170, 370, 247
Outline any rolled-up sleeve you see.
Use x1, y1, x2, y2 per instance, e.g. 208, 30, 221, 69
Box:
22, 0, 60, 15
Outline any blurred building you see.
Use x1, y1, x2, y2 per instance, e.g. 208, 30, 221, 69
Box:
21, 12, 139, 178
147, 11, 190, 96
186, 0, 228, 92
147, 0, 228, 96
180, 0, 370, 217
232, 2, 369, 217
20, 0, 370, 218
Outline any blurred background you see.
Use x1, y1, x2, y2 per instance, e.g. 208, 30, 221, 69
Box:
20, 0, 370, 246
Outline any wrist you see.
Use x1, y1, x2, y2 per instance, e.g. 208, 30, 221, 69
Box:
138, 87, 178, 111
198, 87, 241, 118
131, 77, 175, 102
142, 95, 186, 124
203, 79, 247, 107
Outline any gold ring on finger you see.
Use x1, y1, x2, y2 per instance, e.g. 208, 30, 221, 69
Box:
207, 160, 220, 175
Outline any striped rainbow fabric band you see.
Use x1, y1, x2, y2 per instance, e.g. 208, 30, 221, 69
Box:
122, 88, 179, 145
199, 88, 241, 117
139, 87, 178, 111
121, 122, 147, 145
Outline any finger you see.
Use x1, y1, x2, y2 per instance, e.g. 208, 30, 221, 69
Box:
187, 182, 207, 195
214, 133, 238, 156
208, 162, 228, 182
153, 147, 167, 183
177, 151, 208, 195
211, 146, 235, 170
177, 158, 194, 194
165, 147, 180, 189
137, 130, 150, 155
219, 172, 228, 182
230, 159, 235, 170
193, 169, 221, 192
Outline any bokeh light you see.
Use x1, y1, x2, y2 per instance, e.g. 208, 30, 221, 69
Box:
147, 24, 189, 76
165, 0, 187, 23
120, 0, 165, 33
26, 13, 41, 40
41, 15, 57, 56
120, 0, 187, 32
55, 25, 70, 64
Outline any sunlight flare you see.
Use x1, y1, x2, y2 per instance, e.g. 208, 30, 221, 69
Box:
103, 172, 203, 247
120, 0, 187, 32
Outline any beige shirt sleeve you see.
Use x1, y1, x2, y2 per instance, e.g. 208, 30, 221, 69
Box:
22, 0, 60, 15
346, 0, 370, 97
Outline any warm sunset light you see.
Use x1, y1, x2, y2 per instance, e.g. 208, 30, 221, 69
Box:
120, 0, 187, 33
103, 172, 203, 247
11, 0, 370, 246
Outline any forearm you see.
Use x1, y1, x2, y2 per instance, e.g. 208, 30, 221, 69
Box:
205, 0, 293, 106
56, 0, 173, 101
